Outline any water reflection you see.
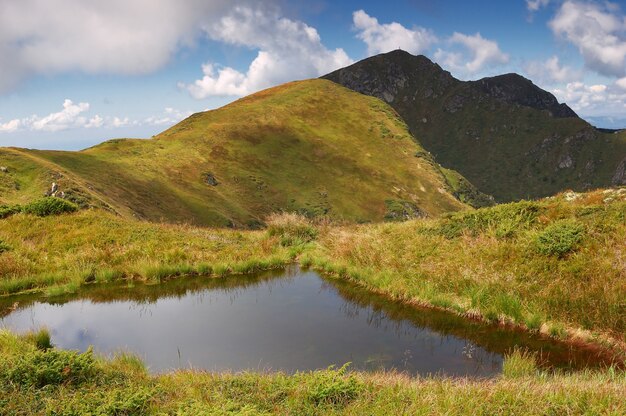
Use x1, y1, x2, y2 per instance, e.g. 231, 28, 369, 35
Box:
0, 267, 619, 375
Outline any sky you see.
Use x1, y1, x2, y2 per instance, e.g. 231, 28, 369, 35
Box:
1, 0, 626, 150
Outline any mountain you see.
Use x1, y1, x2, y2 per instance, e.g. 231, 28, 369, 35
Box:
323, 50, 626, 202
0, 79, 470, 227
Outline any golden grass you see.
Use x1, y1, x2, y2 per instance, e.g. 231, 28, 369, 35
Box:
1, 330, 624, 415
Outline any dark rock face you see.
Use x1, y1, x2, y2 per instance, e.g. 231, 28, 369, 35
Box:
204, 173, 219, 186
324, 50, 457, 105
469, 74, 578, 118
323, 50, 626, 202
612, 157, 626, 186
384, 199, 426, 221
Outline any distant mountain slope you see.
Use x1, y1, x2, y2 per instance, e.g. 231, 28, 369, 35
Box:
0, 79, 469, 227
323, 50, 626, 201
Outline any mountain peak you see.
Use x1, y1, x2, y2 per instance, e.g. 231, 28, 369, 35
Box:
322, 51, 457, 105
470, 73, 578, 118
323, 51, 625, 202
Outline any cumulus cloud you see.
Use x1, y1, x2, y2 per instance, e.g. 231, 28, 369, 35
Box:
0, 0, 252, 93
144, 108, 193, 126
526, 0, 550, 12
0, 99, 163, 133
30, 99, 91, 132
435, 32, 509, 75
616, 77, 626, 90
180, 6, 352, 98
0, 119, 21, 133
523, 55, 582, 84
352, 9, 437, 56
549, 1, 626, 77
553, 81, 626, 115
0, 99, 100, 132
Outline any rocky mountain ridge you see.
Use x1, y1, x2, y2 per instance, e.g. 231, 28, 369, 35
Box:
323, 50, 626, 201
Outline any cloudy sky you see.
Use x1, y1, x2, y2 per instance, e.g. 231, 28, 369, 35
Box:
1, 0, 626, 150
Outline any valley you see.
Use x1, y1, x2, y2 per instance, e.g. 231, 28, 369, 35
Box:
1, 50, 625, 414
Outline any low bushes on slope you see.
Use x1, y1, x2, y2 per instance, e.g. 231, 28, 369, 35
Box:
0, 197, 78, 220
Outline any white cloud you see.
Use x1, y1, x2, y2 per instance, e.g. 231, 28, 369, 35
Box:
0, 119, 21, 133
0, 100, 196, 134
523, 55, 582, 84
181, 6, 352, 98
144, 108, 193, 126
0, 99, 158, 133
0, 0, 259, 93
85, 115, 104, 129
435, 32, 509, 75
352, 10, 437, 56
549, 1, 626, 77
31, 99, 90, 132
526, 0, 550, 12
616, 77, 626, 90
111, 117, 131, 128
553, 81, 626, 116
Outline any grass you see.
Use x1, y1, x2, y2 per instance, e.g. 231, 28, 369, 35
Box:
0, 210, 299, 296
0, 330, 624, 415
0, 191, 625, 413
306, 188, 626, 351
0, 79, 467, 228
502, 348, 538, 378
1, 189, 624, 355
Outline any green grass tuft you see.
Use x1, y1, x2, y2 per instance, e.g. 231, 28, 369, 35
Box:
267, 212, 318, 246
503, 348, 538, 378
23, 328, 53, 351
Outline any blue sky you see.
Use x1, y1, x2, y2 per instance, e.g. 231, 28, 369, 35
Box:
1, 0, 626, 150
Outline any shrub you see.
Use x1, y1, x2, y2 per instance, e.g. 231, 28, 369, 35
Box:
437, 201, 541, 239
0, 204, 21, 219
2, 347, 97, 388
22, 197, 78, 217
535, 220, 585, 257
266, 212, 318, 246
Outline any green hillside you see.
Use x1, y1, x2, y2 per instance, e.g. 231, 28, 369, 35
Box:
323, 50, 626, 202
0, 79, 469, 227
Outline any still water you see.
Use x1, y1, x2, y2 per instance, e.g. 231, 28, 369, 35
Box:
0, 267, 615, 376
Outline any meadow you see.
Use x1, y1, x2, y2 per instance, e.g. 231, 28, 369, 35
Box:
0, 188, 625, 414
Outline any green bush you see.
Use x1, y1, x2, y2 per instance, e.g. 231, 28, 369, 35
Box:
22, 197, 78, 217
2, 347, 96, 388
535, 220, 585, 257
437, 201, 541, 239
0, 204, 21, 219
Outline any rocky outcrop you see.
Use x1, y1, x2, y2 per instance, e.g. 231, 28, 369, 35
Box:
322, 50, 626, 202
469, 74, 578, 118
612, 157, 626, 186
204, 173, 219, 186
323, 50, 458, 105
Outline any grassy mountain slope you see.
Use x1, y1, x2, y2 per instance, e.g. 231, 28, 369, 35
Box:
323, 50, 626, 202
0, 80, 467, 226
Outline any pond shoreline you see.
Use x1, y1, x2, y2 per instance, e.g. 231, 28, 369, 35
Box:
1, 263, 623, 373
